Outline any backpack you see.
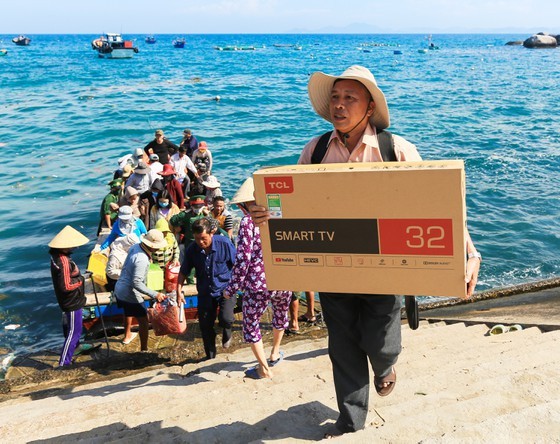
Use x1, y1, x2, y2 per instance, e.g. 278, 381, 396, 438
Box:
311, 129, 419, 330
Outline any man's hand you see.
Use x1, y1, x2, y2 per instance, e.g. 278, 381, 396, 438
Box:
465, 258, 481, 298
248, 204, 270, 226
155, 292, 166, 303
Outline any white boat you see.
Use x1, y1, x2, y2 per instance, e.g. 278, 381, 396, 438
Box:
91, 33, 138, 59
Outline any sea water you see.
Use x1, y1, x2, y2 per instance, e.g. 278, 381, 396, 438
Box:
1, 33, 560, 359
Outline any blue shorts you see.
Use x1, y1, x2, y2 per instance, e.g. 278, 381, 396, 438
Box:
119, 299, 148, 318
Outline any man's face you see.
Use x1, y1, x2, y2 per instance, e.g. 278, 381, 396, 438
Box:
329, 79, 374, 134
213, 201, 225, 214
155, 133, 164, 142
194, 231, 213, 250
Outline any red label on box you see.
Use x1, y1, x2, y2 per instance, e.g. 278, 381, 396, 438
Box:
378, 219, 454, 256
264, 176, 294, 194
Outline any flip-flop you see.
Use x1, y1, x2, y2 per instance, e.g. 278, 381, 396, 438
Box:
374, 367, 396, 397
508, 324, 523, 332
285, 328, 301, 336
244, 367, 265, 380
297, 314, 316, 323
268, 350, 284, 367
489, 324, 506, 335
122, 332, 138, 345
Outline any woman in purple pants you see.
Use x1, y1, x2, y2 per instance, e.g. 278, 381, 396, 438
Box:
224, 178, 292, 379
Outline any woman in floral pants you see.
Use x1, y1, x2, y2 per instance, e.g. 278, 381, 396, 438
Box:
224, 178, 292, 379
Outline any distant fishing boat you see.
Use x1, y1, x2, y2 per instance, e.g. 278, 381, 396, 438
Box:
394, 50, 403, 55
12, 35, 31, 46
0, 49, 7, 56
145, 35, 156, 44
425, 34, 440, 50
91, 33, 138, 59
215, 45, 256, 51
173, 38, 186, 48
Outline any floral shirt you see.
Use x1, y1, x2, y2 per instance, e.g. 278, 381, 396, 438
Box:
225, 214, 268, 296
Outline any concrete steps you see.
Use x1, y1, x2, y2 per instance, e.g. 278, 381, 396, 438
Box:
0, 322, 558, 443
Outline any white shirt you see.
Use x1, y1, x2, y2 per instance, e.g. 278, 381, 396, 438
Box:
170, 152, 197, 181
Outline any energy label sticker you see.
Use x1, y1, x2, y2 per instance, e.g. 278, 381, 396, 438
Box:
267, 194, 283, 218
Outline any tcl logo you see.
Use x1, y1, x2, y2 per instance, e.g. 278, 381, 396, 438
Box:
264, 176, 294, 194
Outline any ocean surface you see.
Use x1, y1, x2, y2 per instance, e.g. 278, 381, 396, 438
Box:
1, 33, 560, 366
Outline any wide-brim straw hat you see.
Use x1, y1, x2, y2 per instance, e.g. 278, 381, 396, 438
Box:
202, 175, 221, 189
231, 177, 255, 204
307, 65, 390, 130
48, 225, 89, 249
141, 229, 167, 249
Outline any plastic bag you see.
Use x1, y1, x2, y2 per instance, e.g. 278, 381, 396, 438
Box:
147, 298, 187, 336
165, 262, 181, 293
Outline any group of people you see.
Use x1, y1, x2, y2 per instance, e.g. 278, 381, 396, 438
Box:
50, 64, 481, 439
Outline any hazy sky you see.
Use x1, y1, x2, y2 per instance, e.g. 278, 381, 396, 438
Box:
2, 0, 559, 34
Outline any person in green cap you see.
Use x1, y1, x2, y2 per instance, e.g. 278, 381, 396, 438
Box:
97, 178, 123, 235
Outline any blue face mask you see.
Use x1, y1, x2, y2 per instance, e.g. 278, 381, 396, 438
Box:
159, 201, 169, 208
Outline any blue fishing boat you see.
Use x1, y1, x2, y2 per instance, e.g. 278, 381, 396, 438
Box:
173, 38, 186, 48
145, 35, 156, 44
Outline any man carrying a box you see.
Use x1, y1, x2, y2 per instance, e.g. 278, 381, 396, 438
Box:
250, 65, 481, 438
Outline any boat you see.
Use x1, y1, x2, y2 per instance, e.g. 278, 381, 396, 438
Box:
173, 38, 186, 48
145, 35, 156, 44
425, 34, 440, 50
0, 49, 7, 56
83, 231, 199, 338
215, 45, 238, 51
91, 33, 138, 59
418, 48, 428, 54
393, 50, 403, 55
215, 45, 257, 51
12, 35, 31, 46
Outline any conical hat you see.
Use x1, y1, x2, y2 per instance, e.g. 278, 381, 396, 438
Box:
230, 177, 255, 204
48, 225, 89, 249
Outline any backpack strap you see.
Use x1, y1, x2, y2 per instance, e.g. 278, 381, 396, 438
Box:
311, 129, 396, 164
311, 131, 332, 164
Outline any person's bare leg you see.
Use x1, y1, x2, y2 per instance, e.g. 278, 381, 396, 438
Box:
289, 297, 299, 331
269, 328, 285, 362
138, 317, 150, 351
250, 340, 272, 378
304, 291, 316, 320
123, 316, 134, 342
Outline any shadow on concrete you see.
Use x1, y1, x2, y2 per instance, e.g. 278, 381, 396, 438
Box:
29, 401, 339, 443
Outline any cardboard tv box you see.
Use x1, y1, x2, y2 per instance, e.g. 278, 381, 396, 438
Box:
253, 160, 467, 298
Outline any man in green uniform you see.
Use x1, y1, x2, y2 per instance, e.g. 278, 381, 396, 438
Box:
97, 178, 123, 235
169, 195, 207, 284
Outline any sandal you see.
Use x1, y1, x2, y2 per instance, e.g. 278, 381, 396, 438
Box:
374, 367, 396, 397
297, 314, 317, 323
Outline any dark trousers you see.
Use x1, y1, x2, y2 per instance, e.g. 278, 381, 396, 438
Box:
59, 309, 83, 366
197, 293, 236, 359
320, 293, 402, 433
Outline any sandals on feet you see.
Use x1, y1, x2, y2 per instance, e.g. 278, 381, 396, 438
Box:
297, 314, 317, 323
374, 366, 397, 397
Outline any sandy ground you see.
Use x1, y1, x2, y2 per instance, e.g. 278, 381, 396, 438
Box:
0, 319, 559, 443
